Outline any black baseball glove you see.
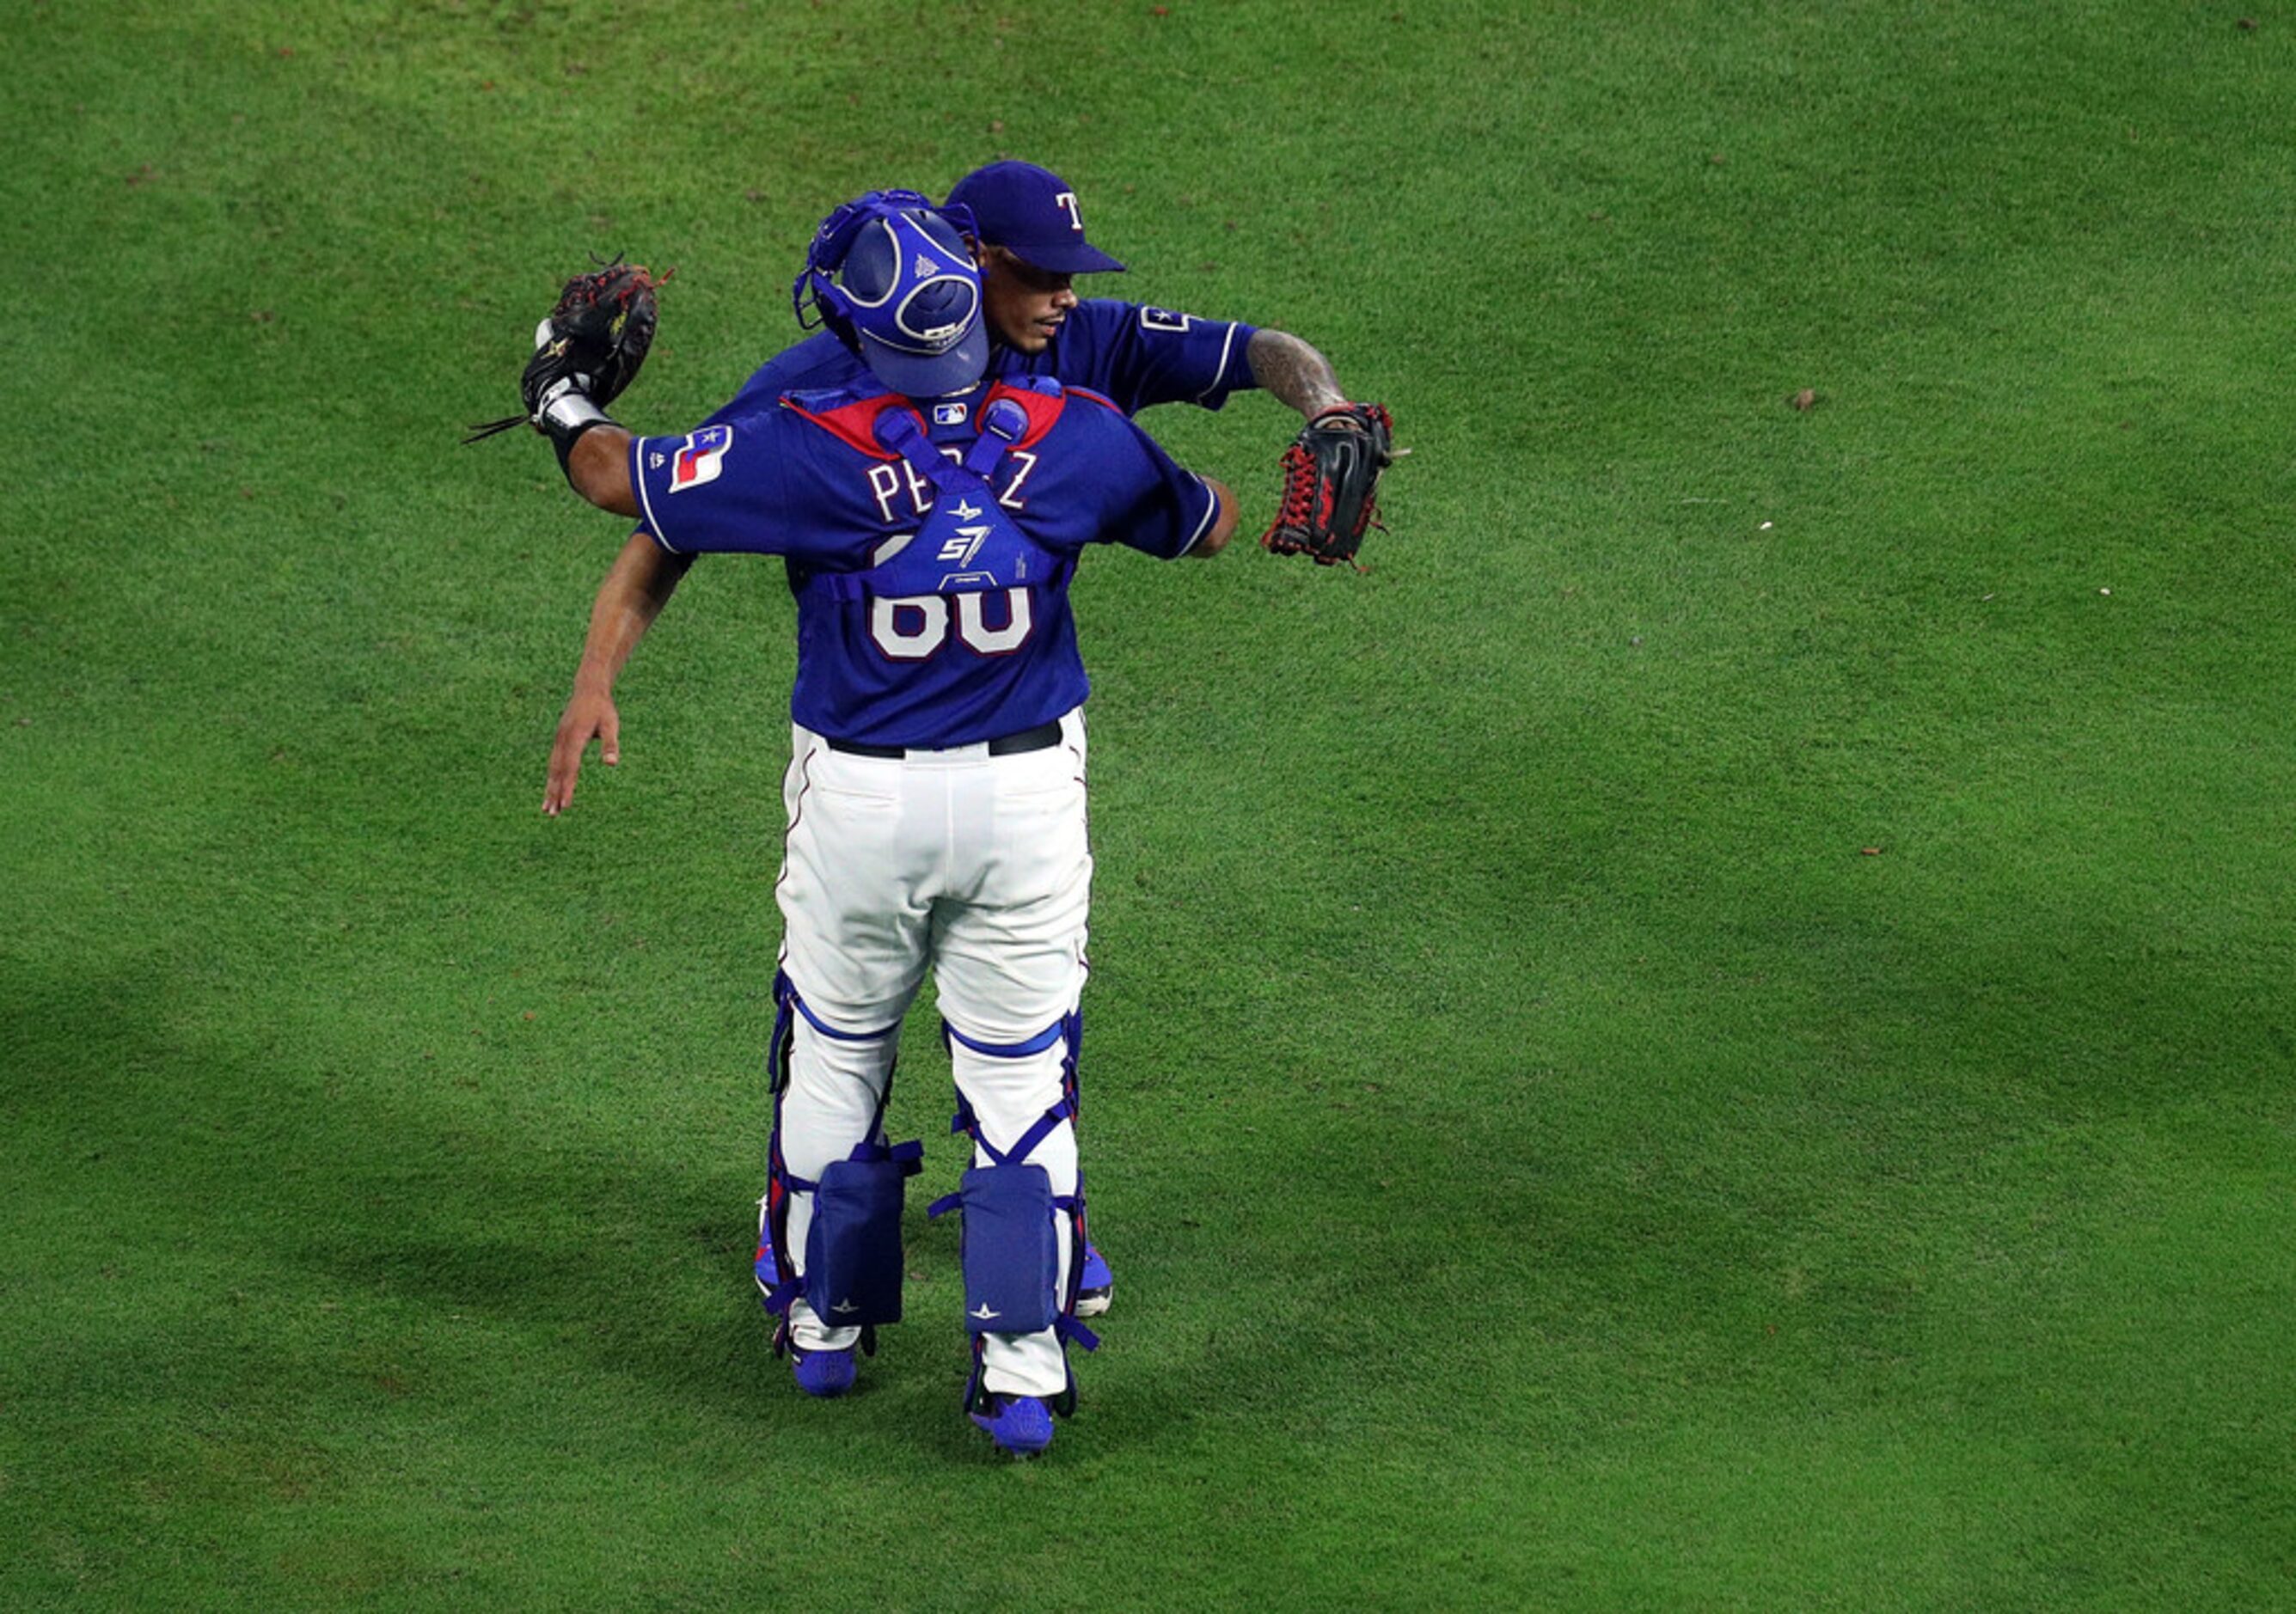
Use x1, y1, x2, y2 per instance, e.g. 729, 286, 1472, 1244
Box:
465, 255, 669, 443
1259, 402, 1396, 569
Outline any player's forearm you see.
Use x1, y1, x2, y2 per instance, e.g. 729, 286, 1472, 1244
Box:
574, 532, 692, 691
566, 426, 641, 517
1245, 329, 1350, 420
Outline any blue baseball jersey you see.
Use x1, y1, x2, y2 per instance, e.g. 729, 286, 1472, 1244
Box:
707, 300, 1257, 425
628, 384, 1221, 748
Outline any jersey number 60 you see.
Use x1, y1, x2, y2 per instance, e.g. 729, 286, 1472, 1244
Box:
871, 590, 1034, 660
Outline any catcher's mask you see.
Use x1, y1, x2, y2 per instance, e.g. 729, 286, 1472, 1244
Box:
792, 191, 987, 396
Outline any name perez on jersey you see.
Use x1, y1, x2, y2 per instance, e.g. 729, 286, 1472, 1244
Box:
866, 448, 1038, 527
863, 441, 1044, 663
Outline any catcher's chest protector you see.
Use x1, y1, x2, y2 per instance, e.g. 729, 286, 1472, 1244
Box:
784, 382, 1071, 602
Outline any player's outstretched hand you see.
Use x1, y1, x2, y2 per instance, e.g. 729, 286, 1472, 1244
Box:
545, 685, 620, 816
467, 257, 669, 444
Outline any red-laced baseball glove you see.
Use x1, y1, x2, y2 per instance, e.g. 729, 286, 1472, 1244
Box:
1260, 402, 1396, 569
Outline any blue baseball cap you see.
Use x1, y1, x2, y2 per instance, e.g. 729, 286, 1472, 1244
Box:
945, 160, 1127, 275
807, 198, 989, 395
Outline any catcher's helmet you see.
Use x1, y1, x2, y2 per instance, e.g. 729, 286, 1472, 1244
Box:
793, 191, 988, 396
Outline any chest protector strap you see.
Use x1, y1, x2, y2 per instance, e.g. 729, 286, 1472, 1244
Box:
787, 382, 1070, 605
874, 394, 1031, 492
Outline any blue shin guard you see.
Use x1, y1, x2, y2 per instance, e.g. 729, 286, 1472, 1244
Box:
930, 1088, 1100, 1440
945, 1160, 1061, 1336
796, 1138, 923, 1329
759, 973, 915, 1333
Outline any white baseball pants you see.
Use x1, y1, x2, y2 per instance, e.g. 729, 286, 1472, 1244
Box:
770, 707, 1089, 1399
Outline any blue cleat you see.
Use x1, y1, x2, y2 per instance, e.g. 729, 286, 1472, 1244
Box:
970, 1391, 1055, 1456
1075, 1242, 1113, 1319
753, 1229, 781, 1300
789, 1341, 857, 1398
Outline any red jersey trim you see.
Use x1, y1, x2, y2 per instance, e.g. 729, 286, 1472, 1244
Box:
781, 382, 1071, 458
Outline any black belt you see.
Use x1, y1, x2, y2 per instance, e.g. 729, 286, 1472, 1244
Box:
825, 718, 1063, 761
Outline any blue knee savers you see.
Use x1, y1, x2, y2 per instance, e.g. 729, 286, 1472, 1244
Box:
929, 1085, 1094, 1350
942, 1161, 1062, 1336
775, 1137, 922, 1328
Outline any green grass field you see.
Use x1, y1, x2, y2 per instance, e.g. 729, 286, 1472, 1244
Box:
8, 0, 2295, 1605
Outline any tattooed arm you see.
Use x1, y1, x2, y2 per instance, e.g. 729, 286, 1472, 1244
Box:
1245, 328, 1353, 422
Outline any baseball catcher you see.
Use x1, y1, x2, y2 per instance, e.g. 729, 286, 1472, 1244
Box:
515, 191, 1242, 1458
465, 255, 669, 448
1259, 401, 1397, 569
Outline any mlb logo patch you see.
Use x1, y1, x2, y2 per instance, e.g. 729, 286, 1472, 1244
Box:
671, 425, 732, 492
933, 402, 969, 426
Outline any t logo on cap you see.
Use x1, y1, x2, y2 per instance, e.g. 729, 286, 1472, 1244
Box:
946, 161, 1127, 277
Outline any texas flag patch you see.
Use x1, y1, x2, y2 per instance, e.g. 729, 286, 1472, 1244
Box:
670, 424, 733, 492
